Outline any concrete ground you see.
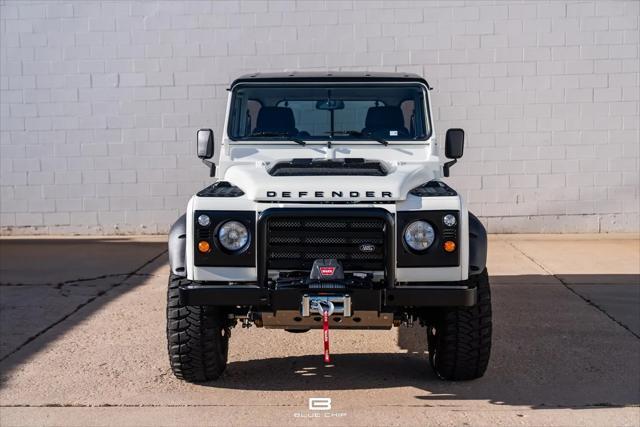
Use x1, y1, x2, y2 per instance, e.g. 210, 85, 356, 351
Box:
0, 235, 638, 427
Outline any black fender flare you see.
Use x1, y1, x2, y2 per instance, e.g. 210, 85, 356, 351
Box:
468, 212, 487, 275
168, 214, 187, 277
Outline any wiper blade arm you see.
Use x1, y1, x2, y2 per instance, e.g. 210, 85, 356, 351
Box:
249, 131, 306, 146
326, 130, 388, 146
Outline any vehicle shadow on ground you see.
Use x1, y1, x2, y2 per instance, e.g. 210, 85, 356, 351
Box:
1, 258, 639, 409
0, 239, 167, 386
209, 350, 639, 409
209, 275, 640, 409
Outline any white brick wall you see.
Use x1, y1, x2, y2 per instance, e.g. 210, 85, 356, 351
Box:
1, 0, 638, 234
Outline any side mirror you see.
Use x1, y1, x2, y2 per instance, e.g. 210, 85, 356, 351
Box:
197, 129, 216, 177
443, 128, 464, 177
445, 128, 464, 159
197, 129, 214, 159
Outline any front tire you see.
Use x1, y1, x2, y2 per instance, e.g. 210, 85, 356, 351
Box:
427, 269, 492, 380
166, 273, 229, 382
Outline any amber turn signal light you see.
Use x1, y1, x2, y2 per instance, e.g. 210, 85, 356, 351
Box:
443, 241, 456, 252
198, 241, 211, 253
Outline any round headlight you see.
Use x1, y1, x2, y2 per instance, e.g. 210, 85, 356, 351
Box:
197, 214, 211, 227
404, 220, 435, 251
218, 220, 250, 252
443, 214, 456, 227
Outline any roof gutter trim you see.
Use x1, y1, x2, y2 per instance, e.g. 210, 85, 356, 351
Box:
229, 73, 432, 90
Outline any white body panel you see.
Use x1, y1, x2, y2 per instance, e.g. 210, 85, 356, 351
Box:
186, 80, 470, 284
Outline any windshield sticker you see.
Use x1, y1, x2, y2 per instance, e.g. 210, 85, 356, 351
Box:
389, 130, 398, 136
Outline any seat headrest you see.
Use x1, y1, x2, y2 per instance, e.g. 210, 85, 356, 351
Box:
364, 106, 405, 130
255, 107, 296, 134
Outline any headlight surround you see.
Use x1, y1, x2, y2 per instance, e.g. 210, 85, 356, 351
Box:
403, 220, 435, 251
217, 220, 250, 252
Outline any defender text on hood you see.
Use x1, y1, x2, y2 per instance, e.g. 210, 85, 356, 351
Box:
166, 72, 492, 384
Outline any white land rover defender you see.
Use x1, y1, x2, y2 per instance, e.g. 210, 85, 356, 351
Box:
167, 72, 491, 383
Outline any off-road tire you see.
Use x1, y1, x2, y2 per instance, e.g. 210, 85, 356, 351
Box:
427, 269, 492, 381
166, 273, 229, 382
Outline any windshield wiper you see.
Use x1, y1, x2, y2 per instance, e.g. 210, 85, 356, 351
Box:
249, 131, 306, 146
325, 130, 388, 146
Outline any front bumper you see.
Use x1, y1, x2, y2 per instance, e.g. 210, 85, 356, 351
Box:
179, 284, 477, 308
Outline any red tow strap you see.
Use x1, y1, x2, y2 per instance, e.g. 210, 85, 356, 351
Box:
322, 310, 330, 364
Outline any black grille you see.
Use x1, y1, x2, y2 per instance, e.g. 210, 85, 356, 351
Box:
265, 215, 387, 271
198, 228, 211, 240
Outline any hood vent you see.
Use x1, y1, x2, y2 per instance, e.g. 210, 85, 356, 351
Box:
410, 180, 457, 197
197, 181, 244, 197
268, 158, 387, 177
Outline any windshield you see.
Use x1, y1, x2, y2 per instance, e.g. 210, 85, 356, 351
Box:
228, 84, 430, 142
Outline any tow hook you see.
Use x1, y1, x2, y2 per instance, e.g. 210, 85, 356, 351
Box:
310, 299, 335, 317
301, 295, 352, 364
310, 299, 334, 364
322, 309, 330, 363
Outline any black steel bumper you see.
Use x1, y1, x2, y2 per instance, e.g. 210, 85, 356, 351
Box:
179, 284, 477, 308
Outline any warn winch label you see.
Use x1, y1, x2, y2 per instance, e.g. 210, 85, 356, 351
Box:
319, 266, 336, 276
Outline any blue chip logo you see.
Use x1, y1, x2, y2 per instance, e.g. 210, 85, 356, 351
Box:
359, 243, 375, 253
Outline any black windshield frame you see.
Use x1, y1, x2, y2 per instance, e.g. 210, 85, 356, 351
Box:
227, 83, 432, 143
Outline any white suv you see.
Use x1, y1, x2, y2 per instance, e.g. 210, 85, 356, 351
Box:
166, 72, 491, 383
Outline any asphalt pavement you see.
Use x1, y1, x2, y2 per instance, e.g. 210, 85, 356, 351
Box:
0, 234, 638, 426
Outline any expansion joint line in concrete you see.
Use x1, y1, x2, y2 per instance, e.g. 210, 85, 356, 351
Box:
505, 241, 640, 341
0, 273, 157, 288
0, 250, 168, 363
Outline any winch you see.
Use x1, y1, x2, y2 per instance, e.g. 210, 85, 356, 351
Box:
258, 258, 393, 332
307, 259, 350, 364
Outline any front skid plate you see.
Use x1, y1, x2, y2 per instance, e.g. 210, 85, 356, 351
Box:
261, 310, 394, 330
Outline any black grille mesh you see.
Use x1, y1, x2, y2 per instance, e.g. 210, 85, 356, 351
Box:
266, 216, 386, 271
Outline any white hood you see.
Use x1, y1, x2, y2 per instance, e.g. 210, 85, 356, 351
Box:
223, 161, 440, 202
